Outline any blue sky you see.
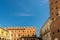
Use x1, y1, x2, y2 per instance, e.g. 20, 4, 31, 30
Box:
0, 0, 50, 36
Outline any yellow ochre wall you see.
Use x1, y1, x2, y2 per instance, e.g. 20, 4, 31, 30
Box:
0, 27, 10, 40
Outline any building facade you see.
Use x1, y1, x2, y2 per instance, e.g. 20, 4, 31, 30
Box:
50, 0, 60, 19
40, 0, 60, 40
18, 37, 40, 40
50, 0, 60, 40
0, 27, 10, 40
40, 18, 52, 40
7, 27, 36, 40
50, 16, 60, 40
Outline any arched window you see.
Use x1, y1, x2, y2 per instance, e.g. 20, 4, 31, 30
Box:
58, 29, 59, 32
32, 34, 36, 37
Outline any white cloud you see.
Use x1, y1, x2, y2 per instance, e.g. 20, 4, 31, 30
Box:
40, 0, 49, 6
15, 13, 32, 16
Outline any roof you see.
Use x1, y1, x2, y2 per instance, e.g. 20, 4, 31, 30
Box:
0, 27, 9, 32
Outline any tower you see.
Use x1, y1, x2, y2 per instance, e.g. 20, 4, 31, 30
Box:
50, 0, 60, 19
40, 0, 60, 40
50, 0, 60, 40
